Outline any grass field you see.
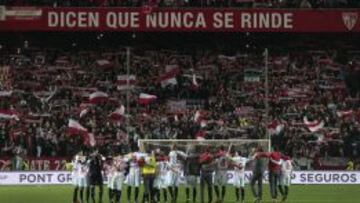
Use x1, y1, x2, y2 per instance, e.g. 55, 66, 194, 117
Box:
0, 185, 358, 203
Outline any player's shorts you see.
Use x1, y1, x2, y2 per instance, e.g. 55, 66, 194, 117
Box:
214, 171, 228, 186
77, 176, 89, 187
233, 173, 245, 188
72, 175, 79, 186
185, 175, 198, 188
89, 174, 103, 186
126, 167, 141, 187
108, 173, 125, 190
281, 174, 291, 186
154, 174, 168, 189
167, 171, 180, 187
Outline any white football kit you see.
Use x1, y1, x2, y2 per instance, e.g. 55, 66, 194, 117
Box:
281, 159, 293, 186
154, 160, 169, 189
125, 152, 147, 187
167, 150, 185, 187
231, 156, 249, 188
71, 159, 80, 186
77, 160, 89, 187
214, 156, 229, 186
108, 157, 127, 191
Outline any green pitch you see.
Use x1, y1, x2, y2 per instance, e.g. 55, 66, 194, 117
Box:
0, 185, 357, 203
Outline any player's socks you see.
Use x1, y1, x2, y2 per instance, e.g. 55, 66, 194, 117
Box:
174, 187, 178, 202
86, 187, 90, 203
208, 185, 213, 203
235, 188, 240, 202
109, 188, 114, 203
79, 187, 84, 203
168, 187, 174, 200
163, 188, 168, 202
127, 187, 132, 203
73, 187, 79, 203
115, 190, 121, 203
135, 187, 139, 203
278, 185, 284, 197
282, 186, 289, 201
214, 186, 220, 200
90, 187, 96, 203
154, 188, 159, 202
241, 188, 245, 202
186, 188, 190, 200
99, 185, 103, 203
221, 186, 226, 202
192, 188, 197, 203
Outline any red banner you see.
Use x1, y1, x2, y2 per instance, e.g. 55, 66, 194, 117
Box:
0, 7, 359, 32
0, 157, 69, 171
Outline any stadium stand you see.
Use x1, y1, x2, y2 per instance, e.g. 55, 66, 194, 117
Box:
0, 32, 359, 172
0, 0, 359, 8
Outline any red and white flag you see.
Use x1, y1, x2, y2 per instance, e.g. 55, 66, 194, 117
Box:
138, 93, 157, 105
84, 133, 96, 147
194, 110, 207, 127
67, 119, 88, 136
336, 110, 353, 118
109, 105, 125, 121
195, 130, 206, 140
0, 109, 19, 120
192, 74, 199, 89
303, 116, 324, 132
282, 88, 308, 98
141, 0, 158, 14
79, 103, 91, 118
267, 120, 284, 135
96, 59, 113, 68
89, 91, 108, 104
55, 56, 70, 65
0, 91, 12, 97
117, 75, 136, 90
67, 119, 96, 146
159, 65, 180, 87
194, 110, 202, 123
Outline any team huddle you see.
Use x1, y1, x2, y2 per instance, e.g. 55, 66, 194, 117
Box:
71, 145, 293, 203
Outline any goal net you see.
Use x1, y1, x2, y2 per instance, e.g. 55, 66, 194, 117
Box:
138, 139, 270, 155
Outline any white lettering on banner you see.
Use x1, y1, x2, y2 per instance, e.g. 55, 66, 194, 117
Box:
213, 12, 234, 28
48, 12, 99, 28
106, 12, 139, 29
0, 171, 359, 185
146, 12, 206, 29
240, 12, 293, 29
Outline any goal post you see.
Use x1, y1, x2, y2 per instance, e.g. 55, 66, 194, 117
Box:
138, 139, 270, 155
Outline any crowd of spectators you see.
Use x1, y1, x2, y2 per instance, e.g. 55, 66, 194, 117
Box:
0, 0, 359, 8
0, 40, 359, 167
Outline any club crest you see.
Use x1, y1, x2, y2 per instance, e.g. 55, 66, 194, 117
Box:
342, 12, 358, 31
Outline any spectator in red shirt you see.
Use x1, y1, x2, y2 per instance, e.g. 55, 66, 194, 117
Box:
256, 146, 284, 202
